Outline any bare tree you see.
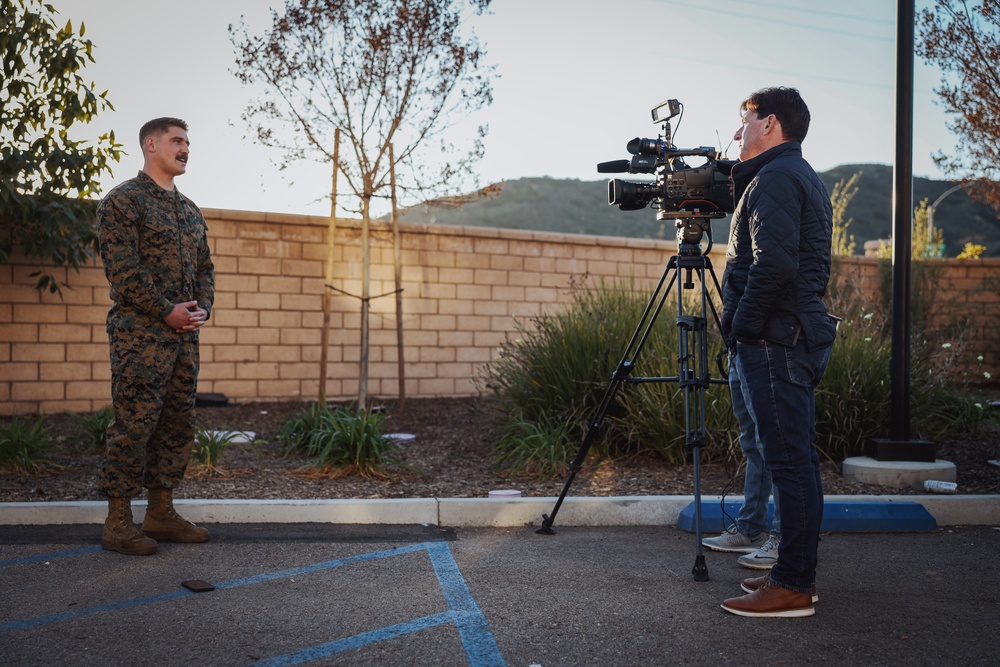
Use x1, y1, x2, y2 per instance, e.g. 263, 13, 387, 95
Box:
916, 0, 1000, 212
230, 0, 496, 405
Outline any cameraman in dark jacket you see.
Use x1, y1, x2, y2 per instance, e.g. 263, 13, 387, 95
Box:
719, 87, 837, 618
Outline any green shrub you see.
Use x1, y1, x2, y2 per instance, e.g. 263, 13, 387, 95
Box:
278, 403, 401, 478
483, 269, 988, 476
817, 276, 987, 460
0, 416, 57, 473
480, 278, 734, 477
77, 405, 113, 452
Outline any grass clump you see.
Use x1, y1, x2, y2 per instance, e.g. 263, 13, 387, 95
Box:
0, 416, 58, 473
277, 403, 401, 478
191, 427, 246, 475
76, 405, 113, 452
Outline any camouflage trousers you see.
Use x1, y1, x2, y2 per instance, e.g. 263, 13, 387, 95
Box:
99, 331, 200, 498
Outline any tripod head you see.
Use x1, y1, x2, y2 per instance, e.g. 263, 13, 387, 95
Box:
673, 216, 719, 256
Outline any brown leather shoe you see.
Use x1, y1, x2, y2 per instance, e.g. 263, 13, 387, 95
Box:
742, 573, 819, 603
722, 582, 815, 617
102, 498, 157, 556
142, 488, 209, 543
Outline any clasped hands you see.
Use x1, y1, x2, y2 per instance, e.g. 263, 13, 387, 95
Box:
165, 300, 207, 333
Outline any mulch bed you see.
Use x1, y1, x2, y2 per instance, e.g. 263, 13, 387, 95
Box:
1, 396, 998, 503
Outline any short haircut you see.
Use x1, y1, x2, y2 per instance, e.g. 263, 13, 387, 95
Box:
139, 117, 189, 148
741, 87, 810, 142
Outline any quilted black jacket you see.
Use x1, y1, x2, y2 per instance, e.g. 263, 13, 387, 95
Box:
720, 141, 837, 350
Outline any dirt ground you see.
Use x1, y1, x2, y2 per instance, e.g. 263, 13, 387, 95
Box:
1, 395, 998, 502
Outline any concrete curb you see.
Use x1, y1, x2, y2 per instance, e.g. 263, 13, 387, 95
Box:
1, 494, 997, 528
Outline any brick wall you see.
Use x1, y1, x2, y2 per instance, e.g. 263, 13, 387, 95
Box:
2, 209, 997, 416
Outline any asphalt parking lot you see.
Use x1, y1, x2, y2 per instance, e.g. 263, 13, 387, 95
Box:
1, 522, 997, 666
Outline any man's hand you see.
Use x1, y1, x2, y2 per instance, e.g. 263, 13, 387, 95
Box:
164, 301, 207, 333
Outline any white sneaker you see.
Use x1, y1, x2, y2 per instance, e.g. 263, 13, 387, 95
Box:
737, 534, 780, 569
701, 527, 767, 553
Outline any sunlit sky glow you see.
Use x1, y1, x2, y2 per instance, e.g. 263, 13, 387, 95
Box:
70, 0, 951, 217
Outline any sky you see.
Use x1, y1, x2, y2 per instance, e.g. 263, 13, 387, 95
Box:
66, 0, 952, 218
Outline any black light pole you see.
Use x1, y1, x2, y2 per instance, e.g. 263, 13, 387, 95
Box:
891, 0, 914, 442
866, 0, 935, 462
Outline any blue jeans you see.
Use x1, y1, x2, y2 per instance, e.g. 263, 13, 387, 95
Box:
729, 352, 780, 538
735, 338, 832, 594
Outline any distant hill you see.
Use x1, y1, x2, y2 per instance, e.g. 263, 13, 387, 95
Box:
395, 166, 1000, 257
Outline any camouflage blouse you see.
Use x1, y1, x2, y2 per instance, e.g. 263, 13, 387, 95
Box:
97, 171, 214, 342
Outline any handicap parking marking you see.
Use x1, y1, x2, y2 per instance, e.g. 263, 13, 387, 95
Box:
0, 545, 102, 568
1, 540, 506, 667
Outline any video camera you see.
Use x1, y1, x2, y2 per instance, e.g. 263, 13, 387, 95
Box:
598, 100, 735, 229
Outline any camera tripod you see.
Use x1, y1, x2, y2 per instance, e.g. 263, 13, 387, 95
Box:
536, 217, 728, 582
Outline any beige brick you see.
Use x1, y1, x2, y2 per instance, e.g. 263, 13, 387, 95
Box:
508, 271, 542, 287
475, 331, 508, 348
260, 345, 301, 363
418, 346, 455, 363
0, 363, 39, 382
0, 323, 39, 342
262, 240, 302, 259
256, 378, 305, 398
420, 314, 457, 331
281, 294, 321, 312
66, 305, 109, 325
492, 285, 525, 302
12, 381, 64, 401
281, 329, 322, 346
260, 276, 303, 294
457, 347, 492, 363
237, 292, 283, 311
66, 381, 111, 401
238, 256, 282, 275
11, 343, 64, 362
418, 377, 456, 395
436, 235, 474, 253
437, 267, 474, 285
39, 323, 93, 343
525, 286, 560, 303
473, 269, 507, 286
473, 300, 510, 317
213, 310, 259, 328
456, 315, 491, 331
237, 328, 281, 346
282, 259, 323, 278
14, 304, 66, 324
277, 362, 319, 380
198, 362, 236, 381
214, 345, 259, 362
40, 362, 90, 381
3, 282, 43, 304
215, 238, 260, 257
439, 299, 475, 316
200, 326, 237, 346
239, 222, 282, 240
211, 380, 258, 399
236, 362, 281, 380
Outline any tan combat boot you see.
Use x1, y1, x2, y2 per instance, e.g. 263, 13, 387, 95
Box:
102, 497, 158, 555
141, 488, 209, 543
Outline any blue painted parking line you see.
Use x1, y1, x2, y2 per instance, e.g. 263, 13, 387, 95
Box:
2, 541, 505, 666
0, 546, 102, 569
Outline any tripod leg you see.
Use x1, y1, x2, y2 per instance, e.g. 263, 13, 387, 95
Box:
537, 360, 634, 534
537, 260, 681, 535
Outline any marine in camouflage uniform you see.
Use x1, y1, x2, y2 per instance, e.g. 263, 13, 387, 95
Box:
97, 170, 214, 498
96, 117, 215, 555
